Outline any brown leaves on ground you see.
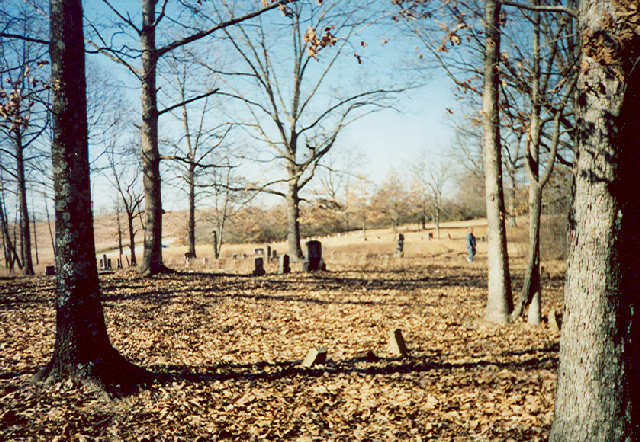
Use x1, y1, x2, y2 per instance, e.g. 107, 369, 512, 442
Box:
0, 262, 563, 441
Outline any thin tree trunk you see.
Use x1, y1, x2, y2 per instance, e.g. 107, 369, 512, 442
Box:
482, 0, 513, 324
15, 128, 34, 275
128, 214, 137, 266
551, 1, 640, 438
188, 166, 196, 257
287, 179, 304, 260
139, 0, 166, 277
32, 198, 39, 266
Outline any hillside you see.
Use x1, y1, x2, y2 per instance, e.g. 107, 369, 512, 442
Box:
5, 210, 567, 276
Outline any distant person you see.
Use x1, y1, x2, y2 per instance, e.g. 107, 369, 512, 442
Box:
466, 228, 476, 262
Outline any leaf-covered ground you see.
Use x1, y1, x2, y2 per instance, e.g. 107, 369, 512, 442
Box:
0, 262, 563, 441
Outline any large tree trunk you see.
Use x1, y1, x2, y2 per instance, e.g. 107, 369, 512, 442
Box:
139, 0, 166, 277
550, 1, 640, 439
482, 0, 513, 324
35, 0, 152, 395
15, 128, 34, 275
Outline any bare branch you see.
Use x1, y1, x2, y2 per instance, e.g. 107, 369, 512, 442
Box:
0, 32, 49, 45
156, 0, 297, 57
499, 0, 578, 18
158, 88, 220, 116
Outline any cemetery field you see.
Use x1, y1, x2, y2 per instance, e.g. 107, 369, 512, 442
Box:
0, 256, 564, 441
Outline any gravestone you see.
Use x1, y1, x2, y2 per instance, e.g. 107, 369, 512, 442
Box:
302, 347, 327, 368
396, 233, 404, 255
272, 250, 278, 260
278, 254, 290, 275
303, 240, 324, 272
44, 265, 55, 276
389, 329, 408, 356
266, 245, 272, 260
253, 257, 266, 276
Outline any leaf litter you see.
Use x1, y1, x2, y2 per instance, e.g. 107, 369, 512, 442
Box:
0, 263, 563, 441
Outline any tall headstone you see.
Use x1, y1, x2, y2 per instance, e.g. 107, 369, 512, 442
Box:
212, 230, 219, 259
396, 233, 404, 255
253, 257, 266, 276
267, 245, 272, 260
303, 240, 324, 272
278, 254, 290, 275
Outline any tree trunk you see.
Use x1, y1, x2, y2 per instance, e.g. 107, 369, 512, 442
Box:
187, 165, 196, 257
15, 128, 34, 275
128, 213, 137, 266
139, 0, 166, 277
550, 1, 640, 438
482, 0, 513, 324
36, 0, 152, 395
287, 180, 304, 260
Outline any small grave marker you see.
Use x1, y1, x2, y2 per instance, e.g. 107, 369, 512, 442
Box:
389, 329, 408, 356
302, 347, 327, 367
278, 254, 290, 275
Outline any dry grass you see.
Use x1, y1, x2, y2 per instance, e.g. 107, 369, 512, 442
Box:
3, 212, 568, 278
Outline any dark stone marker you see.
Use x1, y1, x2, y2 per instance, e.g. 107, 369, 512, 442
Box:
278, 254, 290, 275
267, 245, 272, 259
103, 254, 109, 269
396, 234, 404, 254
253, 257, 266, 276
45, 265, 56, 276
303, 240, 324, 272
428, 232, 433, 240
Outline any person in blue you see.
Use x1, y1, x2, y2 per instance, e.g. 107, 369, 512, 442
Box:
466, 227, 476, 262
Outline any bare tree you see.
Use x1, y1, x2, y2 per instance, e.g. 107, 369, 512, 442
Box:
214, 0, 401, 259
105, 136, 144, 267
87, 0, 296, 276
369, 169, 411, 233
0, 1, 50, 275
161, 49, 231, 258
410, 154, 451, 239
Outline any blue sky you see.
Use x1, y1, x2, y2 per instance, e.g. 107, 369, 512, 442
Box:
82, 1, 459, 212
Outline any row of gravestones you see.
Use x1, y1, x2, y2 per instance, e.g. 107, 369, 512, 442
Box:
301, 329, 408, 368
253, 240, 326, 276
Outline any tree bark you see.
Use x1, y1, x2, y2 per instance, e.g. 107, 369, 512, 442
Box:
287, 178, 304, 260
482, 0, 513, 324
35, 0, 152, 395
128, 213, 137, 266
550, 0, 640, 438
139, 0, 167, 277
